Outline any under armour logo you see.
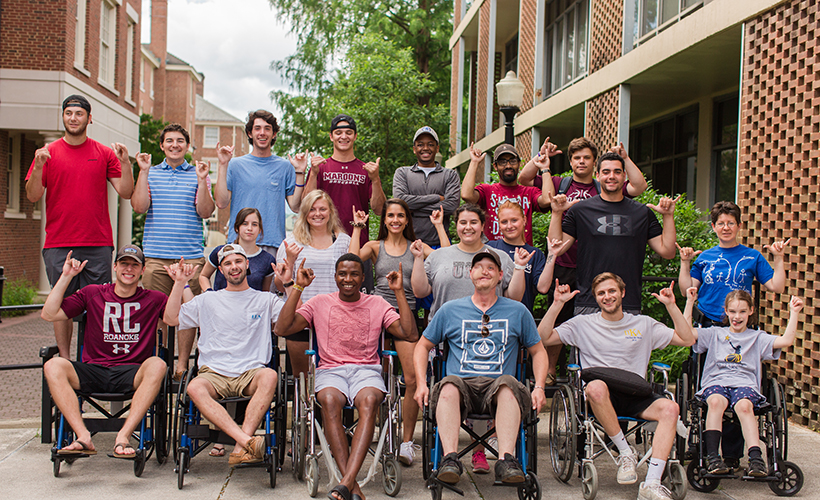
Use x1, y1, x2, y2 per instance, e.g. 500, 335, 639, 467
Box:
597, 215, 630, 235
112, 344, 131, 354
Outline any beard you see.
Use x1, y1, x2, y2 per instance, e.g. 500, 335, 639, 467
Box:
225, 269, 247, 286
500, 169, 518, 183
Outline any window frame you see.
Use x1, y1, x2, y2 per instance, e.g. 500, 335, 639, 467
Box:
544, 0, 590, 98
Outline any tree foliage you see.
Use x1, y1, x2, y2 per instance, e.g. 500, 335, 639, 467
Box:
132, 114, 168, 245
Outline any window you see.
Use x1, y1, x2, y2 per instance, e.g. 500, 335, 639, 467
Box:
633, 0, 703, 45
140, 58, 145, 91
99, 0, 116, 87
6, 135, 21, 215
504, 34, 519, 75
74, 0, 87, 68
149, 67, 155, 98
712, 96, 738, 204
630, 107, 699, 198
203, 127, 219, 148
125, 20, 135, 102
544, 0, 589, 97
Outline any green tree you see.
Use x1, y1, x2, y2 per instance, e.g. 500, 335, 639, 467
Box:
132, 114, 168, 245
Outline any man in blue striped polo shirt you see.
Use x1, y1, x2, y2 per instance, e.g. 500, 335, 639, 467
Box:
132, 123, 214, 299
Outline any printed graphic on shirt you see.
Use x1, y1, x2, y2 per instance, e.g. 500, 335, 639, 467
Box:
322, 171, 366, 185
624, 328, 643, 342
597, 215, 632, 236
450, 261, 471, 280
459, 318, 509, 376
327, 304, 370, 354
102, 302, 142, 355
725, 337, 743, 363
702, 253, 756, 290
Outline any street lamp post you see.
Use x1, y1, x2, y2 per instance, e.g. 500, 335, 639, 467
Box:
496, 70, 525, 145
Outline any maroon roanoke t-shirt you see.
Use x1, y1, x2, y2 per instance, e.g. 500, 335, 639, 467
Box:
61, 284, 167, 366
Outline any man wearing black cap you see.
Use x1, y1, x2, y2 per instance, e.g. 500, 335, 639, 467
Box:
393, 126, 461, 247
41, 244, 191, 458
412, 249, 548, 485
26, 94, 135, 356
461, 143, 550, 245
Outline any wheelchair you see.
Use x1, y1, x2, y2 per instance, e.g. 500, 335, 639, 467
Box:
421, 344, 541, 500
549, 360, 687, 500
676, 350, 803, 496
40, 315, 171, 478
290, 330, 403, 498
171, 342, 287, 489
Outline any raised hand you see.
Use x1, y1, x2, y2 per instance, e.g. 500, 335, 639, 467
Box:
553, 280, 579, 303
541, 136, 562, 157
111, 143, 129, 164
310, 152, 327, 169
764, 238, 792, 257
647, 195, 681, 216
62, 251, 88, 278
651, 281, 677, 305
675, 242, 702, 262
216, 143, 234, 164
363, 157, 381, 181
547, 237, 570, 256
33, 143, 51, 169
283, 241, 303, 268
272, 259, 293, 285
409, 239, 425, 259
550, 193, 579, 213
195, 160, 210, 180
386, 263, 404, 292
136, 152, 152, 172
288, 149, 309, 174
790, 296, 803, 313
514, 247, 535, 267
352, 208, 369, 226
610, 142, 629, 159
294, 259, 315, 288
685, 286, 698, 303
430, 206, 444, 226
469, 142, 486, 163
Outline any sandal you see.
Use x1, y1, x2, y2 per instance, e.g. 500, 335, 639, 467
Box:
209, 445, 226, 457
328, 484, 352, 500
112, 442, 137, 459
545, 373, 557, 387
57, 439, 97, 455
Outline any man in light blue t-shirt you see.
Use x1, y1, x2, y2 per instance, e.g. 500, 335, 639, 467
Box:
413, 249, 548, 486
215, 109, 307, 255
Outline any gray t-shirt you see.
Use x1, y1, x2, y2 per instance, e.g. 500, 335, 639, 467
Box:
424, 245, 514, 317
556, 312, 674, 378
694, 327, 780, 394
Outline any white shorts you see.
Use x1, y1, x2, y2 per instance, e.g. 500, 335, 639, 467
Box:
315, 364, 386, 406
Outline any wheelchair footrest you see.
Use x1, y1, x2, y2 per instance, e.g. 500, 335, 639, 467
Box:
186, 424, 210, 440
492, 480, 528, 488
428, 477, 464, 496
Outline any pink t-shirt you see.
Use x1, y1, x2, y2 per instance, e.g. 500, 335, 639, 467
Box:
60, 284, 167, 367
314, 157, 373, 246
296, 292, 400, 369
26, 138, 121, 248
475, 183, 543, 245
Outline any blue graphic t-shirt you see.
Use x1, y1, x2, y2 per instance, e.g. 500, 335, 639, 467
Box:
690, 245, 774, 322
694, 326, 780, 394
423, 296, 540, 378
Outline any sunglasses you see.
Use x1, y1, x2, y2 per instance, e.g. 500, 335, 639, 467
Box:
481, 314, 491, 338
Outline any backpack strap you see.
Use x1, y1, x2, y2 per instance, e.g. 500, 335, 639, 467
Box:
558, 176, 573, 195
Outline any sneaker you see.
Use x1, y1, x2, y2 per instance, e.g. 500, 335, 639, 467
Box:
706, 454, 729, 474
438, 452, 463, 484
398, 441, 420, 466
748, 457, 767, 477
616, 449, 638, 484
494, 453, 525, 483
471, 450, 490, 474
637, 481, 673, 500
485, 437, 498, 458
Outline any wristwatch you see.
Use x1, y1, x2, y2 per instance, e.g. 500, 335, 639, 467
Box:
282, 280, 295, 288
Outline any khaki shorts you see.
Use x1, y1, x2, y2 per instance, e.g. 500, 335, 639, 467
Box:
193, 366, 264, 399
142, 257, 206, 296
430, 374, 530, 421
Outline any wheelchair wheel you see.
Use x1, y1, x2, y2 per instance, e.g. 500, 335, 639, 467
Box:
177, 448, 189, 489
382, 455, 402, 496
675, 373, 689, 460
581, 460, 598, 500
768, 460, 803, 496
685, 460, 719, 492
550, 384, 577, 483
517, 472, 542, 500
155, 390, 168, 464
772, 380, 789, 461
276, 366, 288, 468
268, 451, 277, 488
666, 461, 687, 500
421, 406, 434, 480
306, 455, 319, 497
134, 449, 146, 477
292, 372, 307, 481
52, 455, 62, 477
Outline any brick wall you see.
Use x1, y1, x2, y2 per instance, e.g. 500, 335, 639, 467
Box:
475, 1, 491, 142
739, 0, 820, 430
518, 0, 537, 111
585, 87, 620, 153
589, 0, 623, 73
164, 71, 196, 131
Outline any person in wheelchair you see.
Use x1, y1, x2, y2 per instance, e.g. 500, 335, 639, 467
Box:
41, 245, 189, 459
169, 244, 284, 466
275, 253, 418, 500
539, 272, 694, 500
684, 288, 802, 477
413, 249, 549, 486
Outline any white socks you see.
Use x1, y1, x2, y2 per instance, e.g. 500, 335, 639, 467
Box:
610, 430, 631, 456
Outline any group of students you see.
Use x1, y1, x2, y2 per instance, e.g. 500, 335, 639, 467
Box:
28, 95, 800, 500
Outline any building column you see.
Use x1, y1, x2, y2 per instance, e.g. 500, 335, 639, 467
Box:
37, 131, 63, 295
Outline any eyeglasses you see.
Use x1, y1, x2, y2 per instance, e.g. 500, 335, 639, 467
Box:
480, 314, 491, 337
496, 158, 520, 167
714, 221, 737, 228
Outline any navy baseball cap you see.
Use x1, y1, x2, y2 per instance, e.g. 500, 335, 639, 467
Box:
330, 114, 357, 132
62, 95, 91, 113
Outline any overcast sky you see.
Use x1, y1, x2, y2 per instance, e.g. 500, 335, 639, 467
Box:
142, 0, 297, 121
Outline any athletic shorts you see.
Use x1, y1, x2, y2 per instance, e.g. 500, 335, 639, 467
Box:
700, 385, 766, 409
70, 361, 139, 395
430, 374, 530, 421
605, 389, 663, 419
194, 366, 264, 399
315, 364, 386, 406
43, 246, 113, 296
142, 257, 206, 296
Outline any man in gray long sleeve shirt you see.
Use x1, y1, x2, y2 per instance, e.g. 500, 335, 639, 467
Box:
393, 126, 461, 247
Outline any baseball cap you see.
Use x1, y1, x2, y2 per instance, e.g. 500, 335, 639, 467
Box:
493, 143, 520, 162
413, 126, 439, 144
217, 244, 248, 264
330, 114, 357, 132
116, 244, 144, 265
62, 94, 91, 113
471, 250, 502, 269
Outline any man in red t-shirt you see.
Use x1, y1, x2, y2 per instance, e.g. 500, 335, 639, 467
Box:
25, 94, 135, 353
461, 143, 550, 245
41, 245, 193, 459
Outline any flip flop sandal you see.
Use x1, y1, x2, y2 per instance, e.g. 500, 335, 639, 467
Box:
209, 445, 226, 457
111, 442, 137, 460
327, 484, 352, 500
57, 440, 97, 455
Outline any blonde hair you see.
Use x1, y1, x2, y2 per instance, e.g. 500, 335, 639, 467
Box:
293, 190, 346, 245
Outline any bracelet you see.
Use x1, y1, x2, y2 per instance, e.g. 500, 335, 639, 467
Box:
351, 221, 367, 228
292, 284, 305, 292
295, 183, 305, 187
184, 284, 191, 289
534, 385, 544, 391
514, 264, 527, 270
282, 280, 294, 288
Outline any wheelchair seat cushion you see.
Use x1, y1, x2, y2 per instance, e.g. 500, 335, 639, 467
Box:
581, 367, 655, 397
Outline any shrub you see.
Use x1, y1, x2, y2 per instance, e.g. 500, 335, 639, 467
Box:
1, 279, 38, 317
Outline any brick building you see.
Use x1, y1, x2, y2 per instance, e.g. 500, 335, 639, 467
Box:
0, 0, 143, 291
448, 0, 819, 428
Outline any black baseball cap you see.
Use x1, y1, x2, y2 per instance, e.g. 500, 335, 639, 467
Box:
62, 94, 91, 113
471, 250, 502, 269
330, 114, 357, 132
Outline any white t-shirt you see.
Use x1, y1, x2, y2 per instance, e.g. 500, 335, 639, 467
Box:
179, 288, 284, 377
555, 312, 674, 378
277, 232, 352, 301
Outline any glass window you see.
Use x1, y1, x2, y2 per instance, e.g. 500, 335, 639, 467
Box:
635, 0, 704, 45
544, 0, 589, 96
75, 0, 87, 67
99, 1, 116, 85
712, 95, 739, 203
505, 35, 519, 75
676, 110, 698, 154
203, 127, 219, 148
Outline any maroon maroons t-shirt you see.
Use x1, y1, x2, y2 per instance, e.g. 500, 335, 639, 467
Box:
315, 157, 373, 246
60, 284, 167, 366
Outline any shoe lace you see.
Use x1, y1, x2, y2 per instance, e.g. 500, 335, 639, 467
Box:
648, 482, 672, 498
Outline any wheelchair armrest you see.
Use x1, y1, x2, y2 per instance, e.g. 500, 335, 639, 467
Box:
39, 344, 60, 362
381, 350, 398, 357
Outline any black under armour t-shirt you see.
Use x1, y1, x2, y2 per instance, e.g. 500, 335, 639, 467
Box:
562, 196, 663, 311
